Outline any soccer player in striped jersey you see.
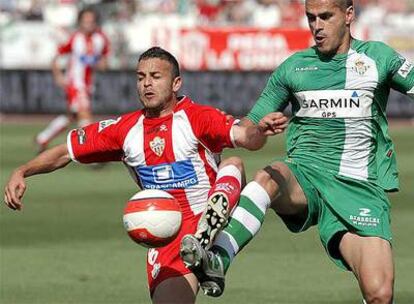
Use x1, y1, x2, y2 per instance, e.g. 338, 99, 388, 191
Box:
180, 0, 414, 303
35, 8, 110, 153
4, 47, 287, 304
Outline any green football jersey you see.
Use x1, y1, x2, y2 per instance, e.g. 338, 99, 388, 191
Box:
247, 39, 414, 191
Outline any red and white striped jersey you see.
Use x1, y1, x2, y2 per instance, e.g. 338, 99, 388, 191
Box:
58, 30, 110, 91
67, 96, 236, 218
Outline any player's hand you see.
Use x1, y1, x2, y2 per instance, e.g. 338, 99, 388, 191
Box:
4, 170, 26, 211
258, 112, 288, 136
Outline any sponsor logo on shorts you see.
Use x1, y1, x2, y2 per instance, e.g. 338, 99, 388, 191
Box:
148, 249, 161, 279
349, 208, 380, 227
151, 263, 161, 279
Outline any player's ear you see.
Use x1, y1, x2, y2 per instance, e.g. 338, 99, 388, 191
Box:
345, 5, 354, 25
172, 76, 182, 93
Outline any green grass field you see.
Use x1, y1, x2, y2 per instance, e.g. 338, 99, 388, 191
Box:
1, 122, 413, 304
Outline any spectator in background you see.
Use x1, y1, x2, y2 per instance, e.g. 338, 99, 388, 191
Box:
279, 0, 306, 28
221, 0, 251, 25
35, 7, 110, 153
251, 0, 281, 28
196, 0, 224, 25
24, 0, 43, 21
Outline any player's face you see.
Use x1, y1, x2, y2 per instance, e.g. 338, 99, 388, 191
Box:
137, 58, 181, 116
79, 12, 97, 35
306, 0, 353, 55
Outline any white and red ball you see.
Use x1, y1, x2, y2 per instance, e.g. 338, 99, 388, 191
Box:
123, 189, 182, 248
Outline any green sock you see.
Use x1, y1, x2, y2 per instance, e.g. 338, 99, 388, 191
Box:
211, 181, 270, 273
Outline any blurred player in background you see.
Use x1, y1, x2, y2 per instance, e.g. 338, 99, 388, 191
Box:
181, 0, 414, 303
35, 7, 110, 153
4, 47, 287, 303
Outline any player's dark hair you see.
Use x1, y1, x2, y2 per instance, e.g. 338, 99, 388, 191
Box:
138, 47, 180, 78
335, 0, 353, 11
77, 7, 99, 25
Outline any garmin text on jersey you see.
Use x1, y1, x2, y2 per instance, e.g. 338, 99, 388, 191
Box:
294, 89, 373, 118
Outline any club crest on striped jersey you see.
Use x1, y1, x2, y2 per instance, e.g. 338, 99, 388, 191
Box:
150, 136, 165, 156
352, 59, 370, 76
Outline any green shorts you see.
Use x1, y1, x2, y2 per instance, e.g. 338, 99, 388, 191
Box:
277, 158, 392, 270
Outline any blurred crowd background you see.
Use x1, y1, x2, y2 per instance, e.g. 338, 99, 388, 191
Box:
1, 0, 413, 69
1, 0, 413, 116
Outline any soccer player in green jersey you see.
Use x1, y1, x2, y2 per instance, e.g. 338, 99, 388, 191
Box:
180, 0, 414, 303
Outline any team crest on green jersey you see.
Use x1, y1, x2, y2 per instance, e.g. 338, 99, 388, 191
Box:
352, 59, 370, 76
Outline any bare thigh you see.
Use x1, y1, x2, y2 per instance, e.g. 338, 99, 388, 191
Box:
152, 273, 198, 304
339, 233, 394, 303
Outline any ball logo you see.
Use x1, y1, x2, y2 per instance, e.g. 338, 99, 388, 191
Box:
150, 136, 165, 157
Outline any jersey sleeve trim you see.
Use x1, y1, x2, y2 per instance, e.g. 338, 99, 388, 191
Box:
66, 130, 78, 163
229, 119, 240, 148
408, 85, 414, 98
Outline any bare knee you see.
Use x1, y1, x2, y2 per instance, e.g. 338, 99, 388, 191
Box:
254, 168, 275, 186
220, 156, 244, 172
363, 279, 393, 304
340, 234, 394, 304
253, 163, 286, 201
255, 162, 286, 181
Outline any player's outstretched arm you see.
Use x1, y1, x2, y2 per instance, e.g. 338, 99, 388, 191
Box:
51, 54, 66, 89
233, 112, 288, 151
4, 144, 71, 211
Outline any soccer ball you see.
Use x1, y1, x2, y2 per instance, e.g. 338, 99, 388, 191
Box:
123, 189, 182, 248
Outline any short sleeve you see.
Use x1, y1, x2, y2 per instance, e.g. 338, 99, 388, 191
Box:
247, 63, 290, 124
387, 49, 414, 99
189, 106, 236, 153
57, 35, 74, 55
67, 117, 124, 163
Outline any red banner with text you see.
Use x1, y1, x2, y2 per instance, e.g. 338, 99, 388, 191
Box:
153, 28, 313, 71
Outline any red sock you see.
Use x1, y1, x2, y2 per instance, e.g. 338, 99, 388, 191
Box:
208, 165, 242, 212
